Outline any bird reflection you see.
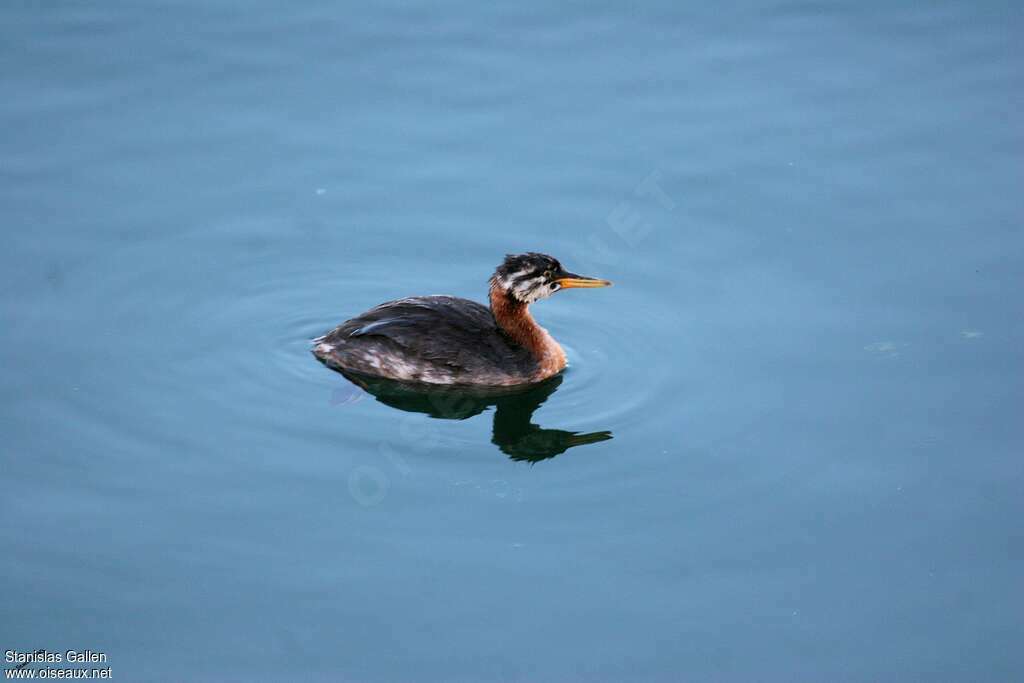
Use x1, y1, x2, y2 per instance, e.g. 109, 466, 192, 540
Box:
336, 371, 612, 462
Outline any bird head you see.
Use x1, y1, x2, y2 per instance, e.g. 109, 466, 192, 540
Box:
490, 252, 612, 305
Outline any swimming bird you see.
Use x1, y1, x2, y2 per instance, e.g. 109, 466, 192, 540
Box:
313, 253, 611, 386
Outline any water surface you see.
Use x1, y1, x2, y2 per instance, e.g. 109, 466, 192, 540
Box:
2, 2, 1022, 681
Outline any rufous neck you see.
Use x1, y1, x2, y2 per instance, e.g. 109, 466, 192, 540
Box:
489, 282, 543, 356
488, 281, 567, 379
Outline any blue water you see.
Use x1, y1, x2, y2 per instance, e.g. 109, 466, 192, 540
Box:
2, 2, 1022, 681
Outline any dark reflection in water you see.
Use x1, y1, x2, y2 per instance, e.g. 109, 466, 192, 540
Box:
335, 370, 612, 462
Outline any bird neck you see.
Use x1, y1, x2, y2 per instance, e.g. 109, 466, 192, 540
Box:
489, 282, 567, 379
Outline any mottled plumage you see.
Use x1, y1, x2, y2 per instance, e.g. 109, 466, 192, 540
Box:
314, 296, 538, 385
313, 253, 611, 386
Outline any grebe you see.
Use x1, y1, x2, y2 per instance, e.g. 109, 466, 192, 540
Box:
312, 253, 611, 386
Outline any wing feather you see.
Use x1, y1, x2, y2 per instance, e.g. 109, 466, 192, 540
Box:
316, 296, 536, 382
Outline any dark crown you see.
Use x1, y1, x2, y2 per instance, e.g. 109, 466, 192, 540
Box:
494, 253, 561, 281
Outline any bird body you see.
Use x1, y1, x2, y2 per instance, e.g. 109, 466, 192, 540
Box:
313, 253, 610, 387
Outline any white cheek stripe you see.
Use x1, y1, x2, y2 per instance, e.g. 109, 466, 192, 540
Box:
512, 276, 557, 304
